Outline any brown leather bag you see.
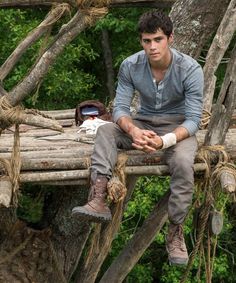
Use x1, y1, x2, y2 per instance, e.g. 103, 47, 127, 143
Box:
75, 100, 112, 126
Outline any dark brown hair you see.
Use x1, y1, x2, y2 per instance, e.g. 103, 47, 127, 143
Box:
138, 10, 173, 38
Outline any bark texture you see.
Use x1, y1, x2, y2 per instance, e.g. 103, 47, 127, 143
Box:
170, 0, 231, 57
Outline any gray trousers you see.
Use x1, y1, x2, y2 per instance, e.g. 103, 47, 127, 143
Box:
91, 114, 198, 224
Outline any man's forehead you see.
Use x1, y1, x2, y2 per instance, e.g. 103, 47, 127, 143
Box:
141, 29, 166, 38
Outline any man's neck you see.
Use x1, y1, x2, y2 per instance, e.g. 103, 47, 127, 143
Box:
150, 48, 172, 71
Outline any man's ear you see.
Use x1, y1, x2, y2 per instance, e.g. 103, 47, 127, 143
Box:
168, 33, 174, 45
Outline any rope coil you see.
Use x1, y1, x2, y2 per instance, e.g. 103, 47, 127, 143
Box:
200, 109, 212, 129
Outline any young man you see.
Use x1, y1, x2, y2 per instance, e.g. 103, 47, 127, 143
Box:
72, 10, 204, 266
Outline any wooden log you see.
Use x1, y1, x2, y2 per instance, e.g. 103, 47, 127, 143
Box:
0, 0, 175, 8
110, 0, 175, 8
39, 180, 88, 186
41, 109, 75, 120
0, 148, 93, 159
19, 163, 207, 184
220, 170, 236, 193
20, 157, 91, 170
0, 176, 12, 208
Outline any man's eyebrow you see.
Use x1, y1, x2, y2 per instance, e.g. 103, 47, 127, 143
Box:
142, 36, 164, 40
154, 36, 164, 39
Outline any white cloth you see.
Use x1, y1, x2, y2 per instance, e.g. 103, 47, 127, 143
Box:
77, 118, 112, 135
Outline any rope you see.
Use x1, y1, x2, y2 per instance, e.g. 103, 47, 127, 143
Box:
107, 153, 128, 203
180, 145, 231, 283
0, 96, 55, 206
200, 109, 212, 129
77, 0, 111, 8
76, 0, 110, 26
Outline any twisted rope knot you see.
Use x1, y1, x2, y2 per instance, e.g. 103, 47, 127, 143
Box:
107, 153, 128, 203
0, 96, 24, 128
0, 96, 54, 130
77, 0, 111, 8
0, 96, 54, 206
200, 109, 212, 129
77, 0, 110, 25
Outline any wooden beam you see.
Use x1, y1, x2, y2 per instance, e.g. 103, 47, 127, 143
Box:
110, 0, 175, 8
19, 163, 207, 184
0, 0, 175, 8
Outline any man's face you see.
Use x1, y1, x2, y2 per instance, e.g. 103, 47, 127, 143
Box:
140, 29, 173, 65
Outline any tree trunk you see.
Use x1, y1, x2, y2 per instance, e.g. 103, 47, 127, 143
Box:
101, 29, 115, 100
170, 0, 231, 57
0, 186, 91, 282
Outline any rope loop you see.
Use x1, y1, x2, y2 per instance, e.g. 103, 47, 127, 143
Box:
200, 109, 212, 129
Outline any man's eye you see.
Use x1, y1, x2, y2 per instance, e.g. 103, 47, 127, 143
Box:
143, 39, 150, 44
154, 38, 161, 42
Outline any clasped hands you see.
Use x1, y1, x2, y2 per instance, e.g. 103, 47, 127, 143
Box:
129, 127, 163, 153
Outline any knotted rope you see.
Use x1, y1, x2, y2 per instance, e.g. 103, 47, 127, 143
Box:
0, 96, 53, 206
180, 145, 235, 283
76, 0, 110, 26
107, 153, 128, 203
200, 109, 212, 129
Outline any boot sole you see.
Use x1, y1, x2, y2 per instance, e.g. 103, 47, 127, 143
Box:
168, 256, 188, 266
71, 208, 112, 223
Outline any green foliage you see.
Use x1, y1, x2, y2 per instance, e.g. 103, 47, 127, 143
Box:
0, 9, 101, 110
95, 8, 148, 68
17, 191, 44, 223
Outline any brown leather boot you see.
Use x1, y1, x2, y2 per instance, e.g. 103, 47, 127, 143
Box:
72, 175, 112, 222
166, 223, 189, 265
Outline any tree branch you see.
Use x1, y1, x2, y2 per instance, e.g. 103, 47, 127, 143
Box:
7, 8, 108, 106
204, 42, 236, 145
203, 0, 236, 112
101, 29, 115, 100
0, 4, 69, 81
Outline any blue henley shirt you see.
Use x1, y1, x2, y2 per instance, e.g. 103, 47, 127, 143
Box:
113, 48, 204, 136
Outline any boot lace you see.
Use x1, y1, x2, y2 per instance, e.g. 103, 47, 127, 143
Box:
169, 225, 186, 251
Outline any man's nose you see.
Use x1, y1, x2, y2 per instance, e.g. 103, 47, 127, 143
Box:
150, 40, 157, 50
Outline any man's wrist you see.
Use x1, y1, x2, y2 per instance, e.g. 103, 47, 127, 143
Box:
127, 124, 138, 136
160, 133, 177, 149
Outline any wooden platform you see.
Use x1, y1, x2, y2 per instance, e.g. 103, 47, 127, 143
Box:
0, 108, 236, 186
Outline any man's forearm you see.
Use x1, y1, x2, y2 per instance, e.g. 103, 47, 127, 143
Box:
117, 116, 137, 135
173, 126, 189, 142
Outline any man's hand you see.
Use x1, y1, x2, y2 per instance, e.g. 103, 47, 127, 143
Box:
117, 116, 163, 153
132, 132, 163, 153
